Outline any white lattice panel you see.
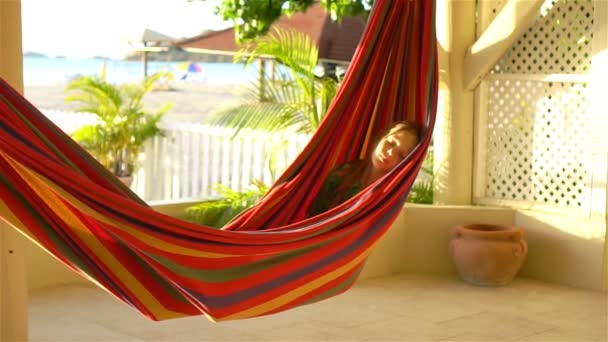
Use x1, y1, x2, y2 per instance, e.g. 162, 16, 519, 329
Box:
484, 79, 592, 209
476, 0, 596, 213
493, 0, 594, 74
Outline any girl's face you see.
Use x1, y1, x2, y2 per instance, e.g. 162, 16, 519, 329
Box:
371, 130, 418, 173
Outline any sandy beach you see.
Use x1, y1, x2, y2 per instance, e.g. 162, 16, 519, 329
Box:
24, 80, 250, 123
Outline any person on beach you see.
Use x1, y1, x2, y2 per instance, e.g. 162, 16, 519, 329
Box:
307, 121, 421, 217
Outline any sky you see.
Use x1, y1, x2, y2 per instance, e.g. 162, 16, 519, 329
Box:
21, 0, 231, 59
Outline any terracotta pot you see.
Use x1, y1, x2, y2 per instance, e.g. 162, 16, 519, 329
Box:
449, 224, 527, 287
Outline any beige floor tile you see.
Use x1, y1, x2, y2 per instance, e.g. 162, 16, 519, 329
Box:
351, 317, 457, 341
98, 315, 221, 340
29, 285, 140, 322
145, 326, 263, 342
303, 297, 404, 329
436, 310, 558, 341
437, 332, 513, 341
249, 321, 365, 341
29, 319, 143, 341
515, 326, 607, 342
28, 274, 605, 342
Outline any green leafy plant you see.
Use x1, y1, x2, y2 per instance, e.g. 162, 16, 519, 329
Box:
212, 0, 372, 41
210, 28, 339, 136
65, 71, 173, 177
209, 28, 340, 177
407, 150, 434, 204
407, 178, 434, 204
185, 181, 269, 228
191, 29, 344, 225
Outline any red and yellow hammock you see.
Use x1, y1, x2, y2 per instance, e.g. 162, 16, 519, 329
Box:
0, 0, 437, 322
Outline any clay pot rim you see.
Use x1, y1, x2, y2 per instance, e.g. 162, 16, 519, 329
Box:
453, 224, 524, 235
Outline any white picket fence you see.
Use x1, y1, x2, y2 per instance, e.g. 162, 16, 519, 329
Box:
42, 110, 309, 202
132, 122, 309, 202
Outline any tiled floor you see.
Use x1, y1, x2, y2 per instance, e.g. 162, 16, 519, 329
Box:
29, 274, 606, 341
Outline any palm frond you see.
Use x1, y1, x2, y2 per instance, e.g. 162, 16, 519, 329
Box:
239, 28, 318, 78
64, 72, 170, 176
209, 102, 304, 136
315, 77, 339, 125
213, 27, 339, 140
65, 76, 123, 113
185, 182, 269, 228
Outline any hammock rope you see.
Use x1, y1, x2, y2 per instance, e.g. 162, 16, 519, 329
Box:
0, 0, 437, 322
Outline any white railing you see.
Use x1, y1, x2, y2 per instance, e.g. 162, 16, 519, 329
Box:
132, 122, 309, 202
42, 110, 310, 202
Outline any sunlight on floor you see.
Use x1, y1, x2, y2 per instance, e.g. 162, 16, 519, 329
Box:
29, 273, 606, 341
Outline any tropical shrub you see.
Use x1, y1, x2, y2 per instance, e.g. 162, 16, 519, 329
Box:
407, 150, 434, 204
191, 28, 341, 225
185, 181, 269, 228
209, 28, 340, 136
65, 71, 172, 177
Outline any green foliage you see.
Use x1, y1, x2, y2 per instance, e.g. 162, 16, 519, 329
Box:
208, 28, 339, 178
320, 0, 373, 20
212, 0, 372, 41
185, 181, 269, 228
209, 28, 339, 136
407, 180, 434, 205
407, 150, 434, 204
65, 72, 173, 176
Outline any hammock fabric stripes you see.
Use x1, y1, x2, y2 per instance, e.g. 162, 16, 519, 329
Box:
0, 0, 437, 322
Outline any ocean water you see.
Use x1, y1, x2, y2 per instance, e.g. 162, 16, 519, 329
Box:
23, 56, 260, 86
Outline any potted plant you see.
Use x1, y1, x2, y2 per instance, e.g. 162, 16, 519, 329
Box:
65, 71, 172, 185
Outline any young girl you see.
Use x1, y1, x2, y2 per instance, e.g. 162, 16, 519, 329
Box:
307, 121, 420, 217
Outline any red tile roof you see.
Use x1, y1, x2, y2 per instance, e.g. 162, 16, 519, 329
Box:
175, 3, 366, 63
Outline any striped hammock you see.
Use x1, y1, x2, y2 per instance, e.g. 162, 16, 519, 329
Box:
0, 0, 437, 322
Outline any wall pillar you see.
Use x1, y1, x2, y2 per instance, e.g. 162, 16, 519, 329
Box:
433, 0, 476, 205
590, 0, 608, 290
0, 0, 29, 340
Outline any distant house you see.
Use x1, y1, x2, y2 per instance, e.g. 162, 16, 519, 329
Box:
174, 3, 366, 73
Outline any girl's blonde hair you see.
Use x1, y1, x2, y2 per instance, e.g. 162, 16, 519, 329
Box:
385, 121, 421, 141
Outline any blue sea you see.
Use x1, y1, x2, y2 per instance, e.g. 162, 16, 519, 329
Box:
23, 56, 260, 86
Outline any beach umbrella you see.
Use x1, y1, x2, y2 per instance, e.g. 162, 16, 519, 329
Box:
178, 62, 205, 81
188, 62, 203, 73
179, 62, 203, 73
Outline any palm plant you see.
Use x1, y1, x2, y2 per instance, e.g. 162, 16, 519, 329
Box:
209, 28, 340, 136
65, 71, 172, 177
187, 28, 341, 224
185, 181, 269, 228
407, 150, 435, 204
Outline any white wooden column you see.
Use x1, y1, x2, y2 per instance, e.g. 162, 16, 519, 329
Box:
590, 0, 608, 291
0, 0, 29, 340
463, 0, 544, 90
433, 0, 476, 205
